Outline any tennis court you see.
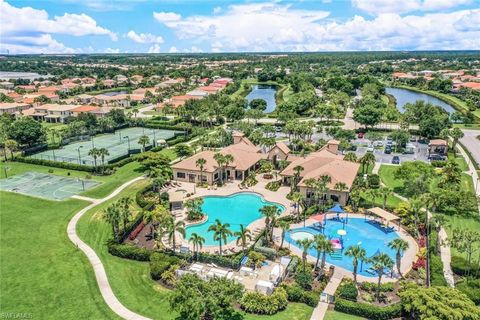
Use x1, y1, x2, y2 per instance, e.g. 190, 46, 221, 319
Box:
29, 127, 180, 165
0, 171, 100, 200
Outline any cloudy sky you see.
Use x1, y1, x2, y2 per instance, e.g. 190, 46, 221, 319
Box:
0, 0, 479, 54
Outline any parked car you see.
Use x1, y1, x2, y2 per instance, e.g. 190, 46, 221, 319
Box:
392, 156, 400, 164
366, 146, 374, 152
373, 141, 384, 147
384, 146, 392, 154
429, 154, 446, 161
358, 132, 365, 139
409, 136, 417, 142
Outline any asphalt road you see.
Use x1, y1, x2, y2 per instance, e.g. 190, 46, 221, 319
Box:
459, 129, 480, 168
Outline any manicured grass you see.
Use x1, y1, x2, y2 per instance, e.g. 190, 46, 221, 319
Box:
324, 310, 365, 320
378, 165, 403, 191
77, 179, 176, 320
443, 215, 480, 261
158, 148, 178, 161
243, 303, 313, 320
0, 191, 118, 319
0, 160, 143, 199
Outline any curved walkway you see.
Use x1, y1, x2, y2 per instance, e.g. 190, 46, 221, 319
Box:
68, 176, 151, 320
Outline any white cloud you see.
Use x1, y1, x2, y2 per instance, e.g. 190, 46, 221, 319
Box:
105, 48, 120, 53
126, 30, 164, 44
148, 44, 161, 53
190, 46, 203, 53
352, 0, 472, 15
168, 46, 179, 53
157, 2, 480, 52
0, 0, 117, 54
153, 11, 182, 22
213, 6, 222, 14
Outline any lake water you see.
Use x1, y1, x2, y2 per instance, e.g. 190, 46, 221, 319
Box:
386, 87, 456, 114
0, 71, 53, 81
245, 84, 277, 113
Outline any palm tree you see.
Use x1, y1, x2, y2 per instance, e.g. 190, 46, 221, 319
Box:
290, 192, 304, 223
370, 252, 394, 301
388, 238, 409, 278
88, 147, 100, 167
313, 234, 326, 270
449, 127, 464, 152
143, 209, 160, 238
207, 219, 232, 255
138, 134, 150, 152
379, 186, 393, 209
104, 203, 121, 239
343, 152, 357, 162
360, 152, 375, 174
164, 218, 186, 253
213, 153, 225, 184
409, 197, 424, 237
292, 165, 304, 191
278, 220, 291, 249
195, 157, 207, 185
366, 188, 379, 208
223, 154, 234, 181
334, 182, 348, 192
259, 205, 278, 243
118, 197, 132, 232
345, 245, 367, 283
319, 236, 334, 271
98, 148, 110, 167
234, 224, 252, 256
4, 139, 18, 160
189, 233, 205, 260
296, 238, 314, 272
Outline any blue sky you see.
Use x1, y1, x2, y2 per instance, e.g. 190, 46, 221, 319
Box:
1, 0, 479, 54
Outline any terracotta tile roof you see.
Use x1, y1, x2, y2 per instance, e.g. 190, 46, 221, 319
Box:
460, 82, 480, 90
429, 139, 447, 146
274, 142, 291, 154
71, 105, 100, 113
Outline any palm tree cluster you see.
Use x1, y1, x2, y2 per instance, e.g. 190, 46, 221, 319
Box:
213, 153, 234, 185
88, 147, 110, 169
103, 197, 133, 240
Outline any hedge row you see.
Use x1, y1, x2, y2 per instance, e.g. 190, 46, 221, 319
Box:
240, 288, 288, 315
14, 153, 136, 174
108, 243, 151, 261
150, 252, 181, 280
281, 284, 319, 307
135, 183, 154, 209
429, 230, 448, 286
334, 298, 401, 320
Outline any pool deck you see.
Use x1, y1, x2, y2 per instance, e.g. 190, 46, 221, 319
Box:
272, 214, 418, 284
167, 177, 294, 253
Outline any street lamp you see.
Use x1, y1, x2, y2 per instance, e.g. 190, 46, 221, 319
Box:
77, 146, 83, 164
123, 136, 131, 151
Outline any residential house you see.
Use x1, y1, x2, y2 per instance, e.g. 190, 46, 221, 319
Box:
0, 102, 32, 115
76, 94, 94, 104
0, 81, 15, 90
71, 105, 100, 117
93, 94, 130, 108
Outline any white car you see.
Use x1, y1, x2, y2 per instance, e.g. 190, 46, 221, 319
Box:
373, 141, 384, 147
366, 145, 374, 152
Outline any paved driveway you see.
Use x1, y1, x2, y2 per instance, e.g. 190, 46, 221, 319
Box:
460, 129, 480, 168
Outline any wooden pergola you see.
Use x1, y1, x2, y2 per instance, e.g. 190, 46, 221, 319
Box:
365, 207, 401, 230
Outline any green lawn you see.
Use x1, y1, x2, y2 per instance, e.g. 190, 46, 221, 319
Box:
158, 148, 178, 161
443, 215, 480, 261
244, 303, 313, 320
0, 191, 119, 319
0, 160, 143, 199
324, 310, 365, 320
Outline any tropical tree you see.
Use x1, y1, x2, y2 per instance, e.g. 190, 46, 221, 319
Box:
379, 186, 393, 209
163, 218, 186, 253
296, 238, 314, 272
138, 134, 150, 152
365, 188, 379, 208
4, 139, 18, 160
318, 236, 334, 271
104, 203, 121, 239
259, 205, 279, 243
290, 192, 304, 222
189, 233, 205, 260
278, 220, 291, 249
409, 197, 424, 237
292, 165, 304, 191
118, 197, 132, 232
334, 182, 348, 192
213, 153, 226, 184
234, 224, 252, 256
207, 219, 232, 255
98, 147, 110, 168
195, 157, 207, 185
388, 238, 409, 278
370, 253, 394, 300
223, 154, 234, 181
448, 127, 464, 152
345, 245, 367, 283
343, 152, 358, 162
359, 152, 376, 174
88, 147, 100, 167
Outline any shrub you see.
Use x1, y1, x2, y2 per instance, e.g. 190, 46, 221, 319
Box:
295, 271, 313, 290
108, 243, 151, 261
265, 180, 281, 191
334, 298, 401, 320
150, 252, 181, 280
240, 288, 288, 315
430, 254, 447, 286
336, 280, 358, 301
451, 256, 480, 278
135, 183, 154, 208
430, 160, 447, 168
359, 282, 394, 293
253, 246, 276, 260
456, 278, 480, 305
367, 174, 380, 188
282, 284, 319, 307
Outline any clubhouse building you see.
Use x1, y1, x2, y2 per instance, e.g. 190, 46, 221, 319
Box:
172, 133, 360, 205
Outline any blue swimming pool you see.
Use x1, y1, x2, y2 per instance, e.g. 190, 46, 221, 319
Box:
285, 218, 400, 277
185, 192, 285, 246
